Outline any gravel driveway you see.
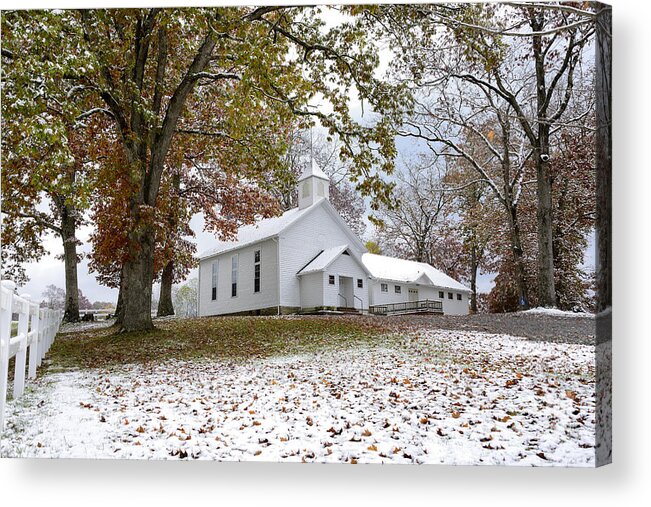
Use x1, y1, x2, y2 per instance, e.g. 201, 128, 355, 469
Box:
307, 312, 596, 345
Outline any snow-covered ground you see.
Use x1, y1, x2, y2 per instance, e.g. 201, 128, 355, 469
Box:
522, 307, 595, 318
1, 330, 596, 466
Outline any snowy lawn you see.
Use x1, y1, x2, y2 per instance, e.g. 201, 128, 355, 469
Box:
522, 307, 595, 319
1, 326, 596, 466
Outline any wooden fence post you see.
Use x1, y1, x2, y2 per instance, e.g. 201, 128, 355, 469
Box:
28, 300, 40, 379
13, 294, 30, 398
0, 280, 16, 432
37, 308, 45, 366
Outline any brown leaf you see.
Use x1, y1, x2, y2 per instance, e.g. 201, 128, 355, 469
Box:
565, 390, 578, 401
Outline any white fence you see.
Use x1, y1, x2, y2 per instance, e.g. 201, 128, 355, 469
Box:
0, 280, 62, 433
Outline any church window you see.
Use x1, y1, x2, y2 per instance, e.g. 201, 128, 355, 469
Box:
211, 261, 218, 301
231, 254, 239, 297
254, 250, 261, 293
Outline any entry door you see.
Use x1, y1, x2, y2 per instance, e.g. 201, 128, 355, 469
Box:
408, 288, 419, 302
338, 276, 354, 308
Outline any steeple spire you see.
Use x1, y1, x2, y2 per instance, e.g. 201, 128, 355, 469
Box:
297, 158, 330, 209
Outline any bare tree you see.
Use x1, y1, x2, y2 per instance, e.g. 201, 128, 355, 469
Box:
370, 2, 596, 308
376, 157, 450, 265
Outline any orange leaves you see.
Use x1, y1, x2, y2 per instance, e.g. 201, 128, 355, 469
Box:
565, 390, 580, 403
362, 428, 372, 437
451, 410, 461, 419
367, 444, 378, 452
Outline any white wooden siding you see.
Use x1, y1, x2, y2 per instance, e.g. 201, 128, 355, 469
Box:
323, 254, 369, 309
278, 205, 364, 308
199, 238, 279, 316
299, 272, 324, 308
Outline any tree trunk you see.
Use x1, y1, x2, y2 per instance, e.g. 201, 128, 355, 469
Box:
596, 5, 612, 315
531, 13, 557, 308
506, 205, 530, 310
470, 244, 478, 313
157, 260, 175, 317
60, 204, 80, 323
534, 148, 556, 307
115, 278, 124, 323
116, 227, 155, 332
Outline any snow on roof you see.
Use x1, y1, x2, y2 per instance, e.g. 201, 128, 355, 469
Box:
297, 159, 329, 182
198, 205, 313, 259
297, 244, 349, 275
361, 253, 471, 292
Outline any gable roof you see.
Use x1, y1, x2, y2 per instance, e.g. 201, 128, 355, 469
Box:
297, 244, 349, 275
297, 159, 329, 182
361, 253, 471, 292
198, 205, 311, 260
297, 244, 372, 277
198, 198, 365, 260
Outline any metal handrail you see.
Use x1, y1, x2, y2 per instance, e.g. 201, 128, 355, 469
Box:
369, 299, 443, 316
337, 293, 347, 308
353, 294, 363, 309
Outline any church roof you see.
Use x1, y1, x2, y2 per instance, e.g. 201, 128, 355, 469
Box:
297, 245, 350, 275
198, 197, 365, 260
198, 205, 313, 260
361, 253, 471, 292
297, 159, 329, 182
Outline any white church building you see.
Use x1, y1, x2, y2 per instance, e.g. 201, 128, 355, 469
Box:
197, 161, 471, 317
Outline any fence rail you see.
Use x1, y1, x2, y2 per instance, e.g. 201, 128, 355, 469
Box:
369, 299, 443, 316
1, 280, 62, 433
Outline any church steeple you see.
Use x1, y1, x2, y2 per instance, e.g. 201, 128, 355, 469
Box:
297, 159, 330, 209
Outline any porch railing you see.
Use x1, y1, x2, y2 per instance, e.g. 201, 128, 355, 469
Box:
369, 299, 443, 316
